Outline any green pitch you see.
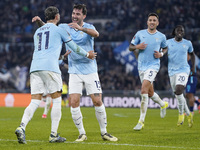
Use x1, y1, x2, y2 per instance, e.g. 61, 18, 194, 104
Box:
0, 107, 199, 150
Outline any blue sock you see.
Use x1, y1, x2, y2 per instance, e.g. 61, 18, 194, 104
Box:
190, 106, 194, 112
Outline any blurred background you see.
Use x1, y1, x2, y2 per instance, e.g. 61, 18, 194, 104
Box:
0, 0, 200, 96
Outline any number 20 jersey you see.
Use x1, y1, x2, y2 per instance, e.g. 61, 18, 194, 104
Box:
167, 38, 193, 76
30, 23, 71, 74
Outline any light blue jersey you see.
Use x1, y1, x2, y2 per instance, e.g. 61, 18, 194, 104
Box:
167, 38, 193, 76
131, 29, 167, 71
30, 23, 88, 74
59, 22, 97, 75
30, 23, 71, 74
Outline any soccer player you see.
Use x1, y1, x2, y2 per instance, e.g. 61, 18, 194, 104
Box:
185, 54, 197, 114
129, 13, 169, 131
32, 4, 118, 142
167, 25, 194, 127
15, 6, 96, 144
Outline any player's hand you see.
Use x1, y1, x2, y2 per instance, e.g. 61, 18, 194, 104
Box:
87, 50, 97, 60
68, 23, 81, 30
63, 50, 71, 59
136, 42, 147, 50
154, 51, 162, 58
32, 16, 41, 22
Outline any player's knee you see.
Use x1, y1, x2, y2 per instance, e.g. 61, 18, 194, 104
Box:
175, 85, 185, 95
175, 89, 183, 95
93, 99, 102, 106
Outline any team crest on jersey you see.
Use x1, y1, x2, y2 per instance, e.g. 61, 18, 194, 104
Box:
80, 31, 84, 37
155, 38, 159, 42
183, 44, 188, 49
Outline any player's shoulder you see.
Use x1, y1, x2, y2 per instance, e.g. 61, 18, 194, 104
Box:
138, 29, 146, 33
167, 38, 173, 42
182, 38, 192, 44
135, 29, 146, 36
58, 23, 69, 28
156, 30, 166, 37
83, 22, 95, 28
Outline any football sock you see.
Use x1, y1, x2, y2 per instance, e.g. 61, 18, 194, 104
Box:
150, 92, 165, 107
175, 94, 185, 115
139, 94, 149, 123
183, 99, 190, 116
71, 106, 86, 135
51, 97, 62, 135
189, 106, 194, 112
95, 104, 107, 135
43, 96, 51, 115
20, 99, 41, 130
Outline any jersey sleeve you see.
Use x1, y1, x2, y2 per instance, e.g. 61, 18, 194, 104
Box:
188, 41, 194, 53
131, 32, 140, 45
161, 34, 167, 48
58, 27, 72, 43
66, 40, 87, 57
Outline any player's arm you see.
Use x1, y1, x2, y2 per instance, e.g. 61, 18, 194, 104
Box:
154, 47, 168, 58
129, 42, 147, 51
65, 40, 97, 60
32, 16, 45, 27
189, 51, 195, 75
68, 23, 99, 38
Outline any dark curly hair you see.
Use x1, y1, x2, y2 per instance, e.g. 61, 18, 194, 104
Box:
73, 4, 87, 15
45, 6, 59, 21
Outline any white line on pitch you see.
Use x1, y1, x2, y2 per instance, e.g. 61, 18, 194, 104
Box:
0, 139, 199, 150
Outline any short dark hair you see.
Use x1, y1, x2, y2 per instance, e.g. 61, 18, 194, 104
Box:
73, 4, 87, 15
45, 6, 59, 21
172, 25, 184, 36
148, 13, 159, 20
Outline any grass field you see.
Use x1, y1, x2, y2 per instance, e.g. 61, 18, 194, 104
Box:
0, 107, 200, 150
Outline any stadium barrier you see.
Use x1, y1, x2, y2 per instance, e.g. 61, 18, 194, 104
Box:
0, 93, 199, 110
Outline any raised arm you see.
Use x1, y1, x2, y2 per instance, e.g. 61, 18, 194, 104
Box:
66, 40, 97, 60
32, 16, 45, 27
68, 23, 99, 38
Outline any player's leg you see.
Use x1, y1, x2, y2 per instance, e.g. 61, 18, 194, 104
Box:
86, 73, 117, 141
186, 93, 195, 113
45, 71, 65, 143
69, 74, 86, 142
134, 69, 156, 131
149, 85, 168, 118
133, 80, 150, 130
15, 72, 43, 144
173, 73, 192, 127
186, 75, 197, 115
42, 95, 51, 118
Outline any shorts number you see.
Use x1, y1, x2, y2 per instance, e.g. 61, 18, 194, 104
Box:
94, 81, 101, 89
149, 71, 153, 77
178, 76, 185, 82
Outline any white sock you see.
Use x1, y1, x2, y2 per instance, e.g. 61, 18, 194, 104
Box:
175, 94, 185, 115
51, 97, 62, 135
184, 99, 190, 116
20, 99, 41, 130
139, 94, 149, 123
150, 92, 165, 107
71, 106, 86, 135
43, 96, 51, 115
95, 104, 107, 135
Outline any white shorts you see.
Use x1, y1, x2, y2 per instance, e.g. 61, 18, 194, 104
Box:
170, 73, 189, 92
69, 73, 102, 95
30, 71, 62, 95
139, 69, 158, 83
